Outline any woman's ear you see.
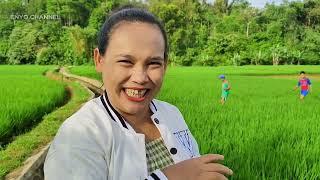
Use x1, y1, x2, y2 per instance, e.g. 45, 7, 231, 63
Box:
94, 48, 104, 73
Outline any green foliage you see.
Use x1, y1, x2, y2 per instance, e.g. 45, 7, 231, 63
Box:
46, 0, 100, 27
87, 1, 115, 31
1, 0, 320, 65
0, 69, 90, 178
0, 65, 66, 144
158, 67, 320, 179
7, 23, 39, 64
36, 47, 62, 65
0, 40, 9, 64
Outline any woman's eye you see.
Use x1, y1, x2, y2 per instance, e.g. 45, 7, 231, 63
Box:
149, 61, 162, 66
118, 60, 132, 64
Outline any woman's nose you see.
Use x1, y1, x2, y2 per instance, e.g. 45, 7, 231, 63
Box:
131, 68, 149, 84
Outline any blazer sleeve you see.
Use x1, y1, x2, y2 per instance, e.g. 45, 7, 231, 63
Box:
44, 118, 109, 180
44, 144, 108, 180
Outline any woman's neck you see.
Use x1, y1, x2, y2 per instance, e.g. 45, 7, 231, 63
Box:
122, 108, 152, 127
122, 108, 161, 141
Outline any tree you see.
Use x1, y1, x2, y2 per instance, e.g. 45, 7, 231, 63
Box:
1, 0, 320, 66
213, 0, 240, 15
47, 0, 100, 27
7, 23, 40, 64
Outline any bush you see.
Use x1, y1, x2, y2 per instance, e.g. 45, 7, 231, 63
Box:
0, 40, 9, 64
7, 23, 39, 64
36, 47, 63, 65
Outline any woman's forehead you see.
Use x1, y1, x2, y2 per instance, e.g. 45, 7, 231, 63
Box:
109, 21, 163, 41
105, 22, 165, 57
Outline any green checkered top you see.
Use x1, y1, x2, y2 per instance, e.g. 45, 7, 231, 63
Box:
145, 137, 174, 174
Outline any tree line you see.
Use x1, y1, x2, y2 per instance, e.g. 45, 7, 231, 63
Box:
0, 0, 319, 66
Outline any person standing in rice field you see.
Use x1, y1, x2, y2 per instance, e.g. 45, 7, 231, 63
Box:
219, 75, 231, 105
293, 71, 312, 100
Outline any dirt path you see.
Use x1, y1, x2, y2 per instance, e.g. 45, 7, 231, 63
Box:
60, 67, 104, 95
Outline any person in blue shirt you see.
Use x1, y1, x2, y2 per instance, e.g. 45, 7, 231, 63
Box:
293, 71, 312, 100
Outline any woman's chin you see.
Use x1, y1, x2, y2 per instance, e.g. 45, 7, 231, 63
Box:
120, 91, 151, 115
122, 103, 149, 115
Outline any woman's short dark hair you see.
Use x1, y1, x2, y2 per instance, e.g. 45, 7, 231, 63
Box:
300, 71, 306, 74
98, 6, 168, 61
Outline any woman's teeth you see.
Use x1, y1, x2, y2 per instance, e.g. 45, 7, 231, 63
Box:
125, 89, 147, 98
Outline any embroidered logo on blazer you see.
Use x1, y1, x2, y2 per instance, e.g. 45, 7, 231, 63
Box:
173, 129, 195, 157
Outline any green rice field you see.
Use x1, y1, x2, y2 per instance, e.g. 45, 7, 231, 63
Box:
0, 65, 67, 146
70, 65, 320, 179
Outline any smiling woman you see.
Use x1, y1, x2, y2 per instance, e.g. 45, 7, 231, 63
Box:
44, 6, 232, 180
95, 21, 166, 117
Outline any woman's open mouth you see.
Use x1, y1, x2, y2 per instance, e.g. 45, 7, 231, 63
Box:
124, 88, 149, 102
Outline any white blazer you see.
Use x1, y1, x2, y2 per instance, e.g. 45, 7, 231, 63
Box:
44, 94, 200, 180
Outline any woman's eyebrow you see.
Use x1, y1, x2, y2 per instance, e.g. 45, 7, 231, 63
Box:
115, 54, 134, 59
148, 56, 164, 61
114, 54, 164, 61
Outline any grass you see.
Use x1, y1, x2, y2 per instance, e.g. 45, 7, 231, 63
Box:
69, 65, 320, 179
0, 65, 67, 145
68, 65, 101, 80
0, 70, 90, 179
159, 74, 320, 179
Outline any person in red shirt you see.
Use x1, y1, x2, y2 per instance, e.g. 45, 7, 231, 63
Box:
293, 71, 312, 100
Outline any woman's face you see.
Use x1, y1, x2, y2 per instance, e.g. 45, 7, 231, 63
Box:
94, 22, 166, 116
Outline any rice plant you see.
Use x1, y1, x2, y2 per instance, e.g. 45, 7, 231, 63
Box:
0, 65, 67, 145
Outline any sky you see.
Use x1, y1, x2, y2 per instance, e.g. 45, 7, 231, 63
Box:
207, 0, 299, 8
248, 0, 295, 8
